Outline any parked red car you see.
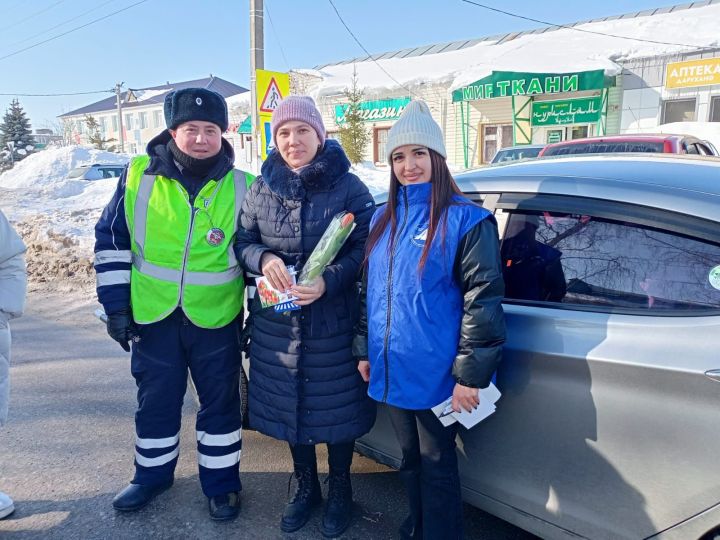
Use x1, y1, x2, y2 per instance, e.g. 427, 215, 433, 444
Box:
539, 134, 718, 157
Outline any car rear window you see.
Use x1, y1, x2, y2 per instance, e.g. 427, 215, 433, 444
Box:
499, 210, 720, 312
543, 141, 665, 155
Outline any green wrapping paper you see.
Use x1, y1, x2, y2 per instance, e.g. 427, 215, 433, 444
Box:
298, 211, 356, 285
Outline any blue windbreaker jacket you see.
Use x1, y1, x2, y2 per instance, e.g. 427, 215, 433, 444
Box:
364, 182, 505, 409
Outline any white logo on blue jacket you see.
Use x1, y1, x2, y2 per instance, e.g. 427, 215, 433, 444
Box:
412, 225, 428, 247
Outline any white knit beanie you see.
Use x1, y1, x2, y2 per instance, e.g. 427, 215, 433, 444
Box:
386, 100, 446, 161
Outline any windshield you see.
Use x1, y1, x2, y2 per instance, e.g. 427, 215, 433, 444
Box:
543, 141, 665, 156
495, 147, 543, 162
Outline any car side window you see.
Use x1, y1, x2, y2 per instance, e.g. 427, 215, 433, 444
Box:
697, 143, 713, 156
499, 210, 720, 312
685, 143, 700, 155
99, 167, 120, 178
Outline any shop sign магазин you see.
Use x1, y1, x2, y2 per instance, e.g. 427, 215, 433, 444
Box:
335, 97, 411, 124
532, 97, 602, 126
452, 70, 607, 102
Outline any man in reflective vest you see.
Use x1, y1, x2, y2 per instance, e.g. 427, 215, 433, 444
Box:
94, 87, 253, 521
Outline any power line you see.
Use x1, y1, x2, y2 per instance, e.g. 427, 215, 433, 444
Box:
460, 0, 716, 50
327, 0, 439, 105
0, 0, 150, 63
4, 0, 119, 49
0, 0, 66, 33
0, 89, 113, 97
264, 0, 290, 71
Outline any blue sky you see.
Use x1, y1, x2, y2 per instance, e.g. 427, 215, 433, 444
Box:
0, 0, 681, 130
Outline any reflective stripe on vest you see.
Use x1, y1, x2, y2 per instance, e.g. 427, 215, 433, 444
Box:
124, 155, 254, 328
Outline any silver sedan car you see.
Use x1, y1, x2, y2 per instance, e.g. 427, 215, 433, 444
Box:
356, 154, 720, 540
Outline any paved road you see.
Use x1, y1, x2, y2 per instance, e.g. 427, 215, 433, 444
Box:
0, 290, 537, 540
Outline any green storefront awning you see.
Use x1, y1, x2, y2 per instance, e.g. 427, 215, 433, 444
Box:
452, 69, 613, 102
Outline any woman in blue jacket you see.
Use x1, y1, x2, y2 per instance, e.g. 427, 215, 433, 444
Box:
355, 100, 506, 539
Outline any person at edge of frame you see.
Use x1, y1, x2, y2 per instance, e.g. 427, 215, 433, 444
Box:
0, 209, 28, 521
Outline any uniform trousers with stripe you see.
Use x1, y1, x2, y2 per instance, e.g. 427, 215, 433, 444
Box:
130, 307, 243, 498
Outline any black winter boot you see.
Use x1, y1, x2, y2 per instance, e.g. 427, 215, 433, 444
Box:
280, 464, 322, 533
320, 470, 353, 538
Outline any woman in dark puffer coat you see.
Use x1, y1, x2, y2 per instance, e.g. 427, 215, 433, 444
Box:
234, 96, 376, 538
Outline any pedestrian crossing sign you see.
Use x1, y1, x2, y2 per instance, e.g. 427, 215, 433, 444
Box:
259, 78, 283, 113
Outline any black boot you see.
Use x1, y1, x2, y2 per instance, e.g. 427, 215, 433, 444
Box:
398, 468, 423, 539
112, 480, 173, 512
280, 464, 322, 533
320, 470, 353, 538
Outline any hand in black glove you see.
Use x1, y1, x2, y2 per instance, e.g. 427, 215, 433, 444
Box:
106, 307, 139, 352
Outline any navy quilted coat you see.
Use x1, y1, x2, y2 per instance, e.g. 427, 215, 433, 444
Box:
234, 140, 376, 445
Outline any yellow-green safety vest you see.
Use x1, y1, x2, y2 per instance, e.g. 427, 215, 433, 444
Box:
124, 154, 254, 328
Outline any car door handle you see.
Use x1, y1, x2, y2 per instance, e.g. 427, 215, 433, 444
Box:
705, 370, 720, 383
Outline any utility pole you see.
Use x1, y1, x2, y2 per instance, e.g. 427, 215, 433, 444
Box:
115, 82, 125, 153
249, 0, 264, 172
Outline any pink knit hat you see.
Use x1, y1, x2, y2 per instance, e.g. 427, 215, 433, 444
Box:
271, 96, 326, 145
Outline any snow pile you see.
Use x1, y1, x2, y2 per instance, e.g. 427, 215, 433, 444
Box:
0, 146, 129, 293
0, 145, 128, 190
310, 4, 720, 97
351, 162, 389, 196
655, 122, 720, 151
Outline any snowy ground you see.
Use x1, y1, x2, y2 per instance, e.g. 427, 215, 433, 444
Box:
0, 146, 390, 297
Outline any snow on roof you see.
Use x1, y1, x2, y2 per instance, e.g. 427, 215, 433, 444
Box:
309, 1, 720, 97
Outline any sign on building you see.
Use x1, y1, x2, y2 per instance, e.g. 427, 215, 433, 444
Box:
452, 70, 608, 102
531, 97, 602, 126
334, 97, 411, 124
665, 57, 720, 89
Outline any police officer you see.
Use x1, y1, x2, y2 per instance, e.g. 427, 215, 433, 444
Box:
94, 88, 253, 520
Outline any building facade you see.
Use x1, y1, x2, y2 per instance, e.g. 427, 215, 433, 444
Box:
58, 76, 249, 157
620, 49, 720, 132
302, 1, 719, 169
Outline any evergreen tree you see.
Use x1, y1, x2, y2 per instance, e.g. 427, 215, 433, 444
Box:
84, 114, 116, 151
337, 67, 371, 164
0, 99, 36, 169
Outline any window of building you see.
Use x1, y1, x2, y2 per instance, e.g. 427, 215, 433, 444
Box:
499, 209, 720, 311
99, 117, 107, 134
482, 124, 513, 163
153, 110, 162, 128
124, 113, 133, 130
710, 96, 720, 122
139, 112, 148, 129
112, 116, 118, 131
570, 125, 588, 139
76, 120, 84, 134
374, 127, 390, 164
661, 98, 696, 123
